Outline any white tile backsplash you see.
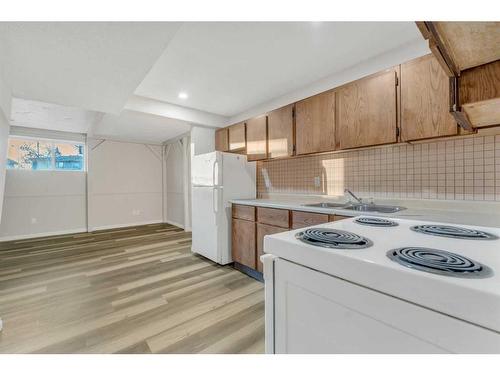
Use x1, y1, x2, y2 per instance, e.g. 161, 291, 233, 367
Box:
257, 133, 500, 202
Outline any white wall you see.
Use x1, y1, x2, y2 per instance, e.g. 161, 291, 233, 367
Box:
190, 126, 215, 156
164, 140, 186, 228
0, 110, 10, 221
88, 139, 163, 231
0, 170, 87, 240
0, 62, 12, 221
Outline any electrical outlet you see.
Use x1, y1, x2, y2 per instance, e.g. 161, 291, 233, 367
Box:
31, 217, 37, 224
314, 176, 321, 188
132, 209, 141, 216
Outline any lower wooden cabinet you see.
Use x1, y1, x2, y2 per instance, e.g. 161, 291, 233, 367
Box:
231, 218, 256, 269
231, 204, 353, 273
257, 207, 290, 228
328, 214, 351, 222
256, 223, 288, 273
232, 204, 255, 221
291, 210, 329, 229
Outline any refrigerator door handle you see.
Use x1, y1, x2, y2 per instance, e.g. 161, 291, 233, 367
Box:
212, 187, 218, 215
212, 159, 219, 187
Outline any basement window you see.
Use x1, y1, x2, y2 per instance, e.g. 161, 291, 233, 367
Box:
7, 136, 85, 171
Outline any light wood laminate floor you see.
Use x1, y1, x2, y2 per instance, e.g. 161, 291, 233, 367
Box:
0, 223, 264, 353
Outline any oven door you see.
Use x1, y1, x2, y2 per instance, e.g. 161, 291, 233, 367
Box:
273, 258, 500, 354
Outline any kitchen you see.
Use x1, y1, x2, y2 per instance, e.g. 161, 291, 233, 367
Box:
191, 22, 500, 353
0, 2, 499, 373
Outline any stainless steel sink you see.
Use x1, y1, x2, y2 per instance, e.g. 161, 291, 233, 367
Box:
302, 202, 349, 208
341, 203, 406, 214
302, 202, 406, 214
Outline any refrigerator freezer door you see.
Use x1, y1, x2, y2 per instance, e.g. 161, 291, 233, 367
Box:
221, 153, 256, 200
191, 186, 220, 263
191, 151, 221, 187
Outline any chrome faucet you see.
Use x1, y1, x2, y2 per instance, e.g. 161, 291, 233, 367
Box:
344, 189, 363, 204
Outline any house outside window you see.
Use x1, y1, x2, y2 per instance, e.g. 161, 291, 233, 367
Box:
7, 136, 85, 171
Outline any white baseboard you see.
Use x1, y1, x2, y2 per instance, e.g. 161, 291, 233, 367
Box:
164, 219, 185, 229
0, 220, 184, 242
88, 220, 163, 232
0, 228, 88, 242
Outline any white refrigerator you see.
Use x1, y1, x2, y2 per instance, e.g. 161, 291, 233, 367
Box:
191, 151, 256, 264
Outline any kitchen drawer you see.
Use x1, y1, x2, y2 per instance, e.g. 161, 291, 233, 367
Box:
292, 211, 329, 229
232, 204, 255, 221
256, 223, 288, 273
329, 214, 351, 222
257, 207, 290, 228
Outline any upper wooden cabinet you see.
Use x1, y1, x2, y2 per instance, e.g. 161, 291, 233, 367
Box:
417, 22, 500, 129
228, 122, 246, 151
460, 60, 500, 128
295, 90, 336, 155
400, 55, 457, 141
267, 104, 294, 158
215, 128, 229, 152
246, 115, 268, 161
337, 69, 398, 149
420, 22, 500, 74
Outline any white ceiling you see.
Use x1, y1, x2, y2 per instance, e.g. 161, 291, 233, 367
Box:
0, 22, 181, 114
1, 22, 427, 142
9, 98, 191, 144
135, 22, 424, 116
92, 110, 191, 145
10, 97, 99, 133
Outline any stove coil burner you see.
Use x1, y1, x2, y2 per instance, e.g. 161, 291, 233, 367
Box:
411, 224, 497, 240
387, 247, 492, 278
296, 228, 372, 249
355, 217, 398, 227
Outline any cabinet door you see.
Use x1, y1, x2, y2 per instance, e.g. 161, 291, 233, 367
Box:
215, 128, 229, 151
268, 104, 294, 158
337, 70, 398, 149
295, 90, 336, 155
228, 122, 246, 151
256, 223, 287, 273
401, 55, 457, 141
232, 218, 256, 269
460, 60, 500, 128
246, 115, 268, 161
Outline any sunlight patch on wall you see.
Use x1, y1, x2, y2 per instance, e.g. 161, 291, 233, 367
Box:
322, 157, 345, 196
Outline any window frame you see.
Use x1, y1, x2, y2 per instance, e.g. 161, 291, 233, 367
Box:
7, 135, 87, 172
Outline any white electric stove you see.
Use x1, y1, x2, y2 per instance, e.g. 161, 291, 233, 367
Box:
261, 216, 500, 354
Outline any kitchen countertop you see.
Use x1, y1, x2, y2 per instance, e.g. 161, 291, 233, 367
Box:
230, 195, 500, 228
